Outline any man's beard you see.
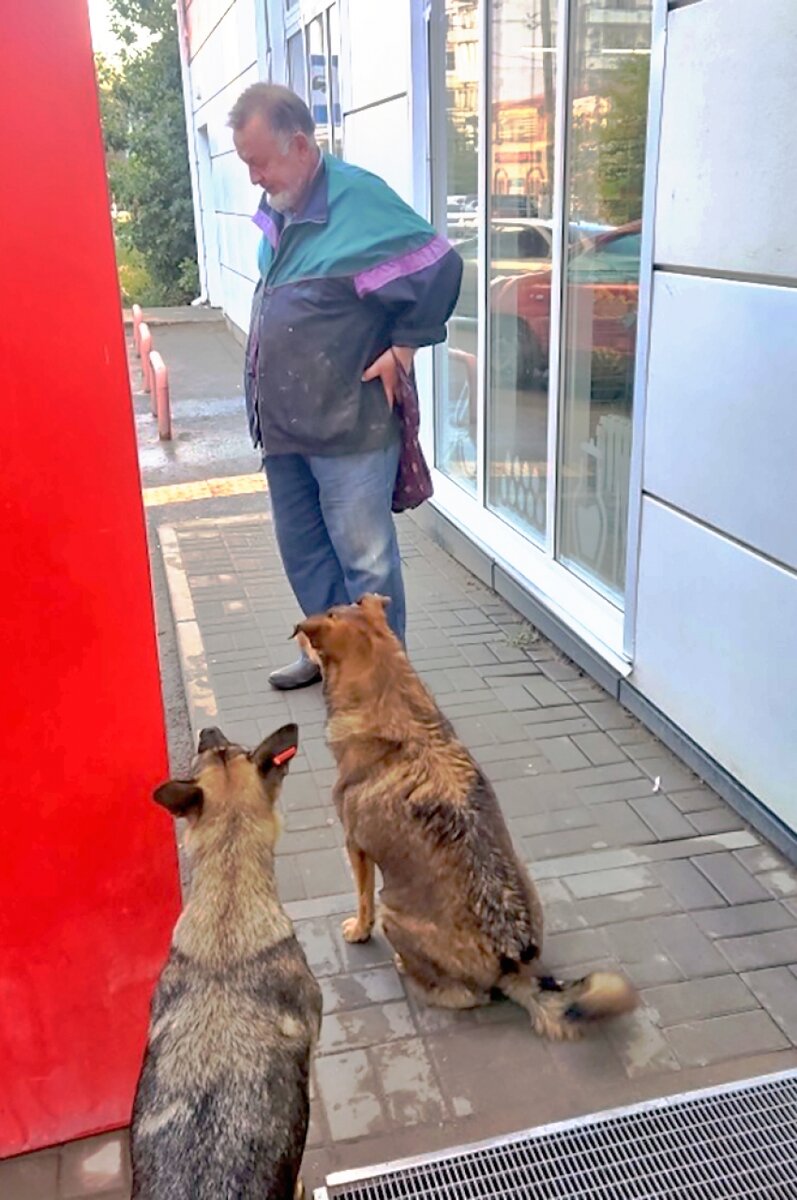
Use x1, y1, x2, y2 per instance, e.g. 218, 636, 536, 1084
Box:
267, 189, 297, 213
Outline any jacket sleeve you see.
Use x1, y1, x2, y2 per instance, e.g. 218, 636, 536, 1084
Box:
353, 235, 464, 348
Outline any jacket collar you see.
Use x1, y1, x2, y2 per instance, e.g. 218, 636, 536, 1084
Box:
255, 152, 329, 232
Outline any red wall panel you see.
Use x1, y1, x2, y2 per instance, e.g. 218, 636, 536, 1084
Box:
0, 1, 182, 1155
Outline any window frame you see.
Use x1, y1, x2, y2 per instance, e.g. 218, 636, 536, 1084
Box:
283, 1, 343, 157
421, 0, 667, 668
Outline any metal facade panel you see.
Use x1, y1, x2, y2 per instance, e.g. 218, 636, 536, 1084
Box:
656, 0, 797, 278
633, 498, 797, 832
645, 271, 797, 572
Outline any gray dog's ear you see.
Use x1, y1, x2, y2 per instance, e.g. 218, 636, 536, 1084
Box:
252, 723, 300, 775
153, 781, 204, 817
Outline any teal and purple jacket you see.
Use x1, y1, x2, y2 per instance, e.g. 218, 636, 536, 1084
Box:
244, 153, 462, 457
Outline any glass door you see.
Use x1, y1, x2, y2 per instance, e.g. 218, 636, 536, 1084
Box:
429, 0, 654, 641
556, 0, 652, 600
486, 0, 558, 547
433, 0, 480, 496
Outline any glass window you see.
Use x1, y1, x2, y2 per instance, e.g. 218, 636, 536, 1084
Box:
299, 7, 341, 158
556, 1, 651, 599
435, 0, 480, 495
430, 0, 653, 615
287, 32, 306, 103
326, 3, 343, 157
486, 0, 557, 545
306, 16, 330, 153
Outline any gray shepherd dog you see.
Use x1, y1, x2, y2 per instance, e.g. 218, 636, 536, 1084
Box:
130, 723, 322, 1200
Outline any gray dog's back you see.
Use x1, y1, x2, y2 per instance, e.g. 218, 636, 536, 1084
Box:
129, 723, 322, 1200
131, 936, 320, 1199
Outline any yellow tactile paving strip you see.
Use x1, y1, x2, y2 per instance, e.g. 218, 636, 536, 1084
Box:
141, 463, 570, 507
142, 473, 266, 507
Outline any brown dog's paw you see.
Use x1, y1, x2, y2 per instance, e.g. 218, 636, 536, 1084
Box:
393, 953, 407, 975
341, 916, 373, 943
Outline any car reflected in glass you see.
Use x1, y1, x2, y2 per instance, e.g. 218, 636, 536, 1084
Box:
490, 221, 641, 397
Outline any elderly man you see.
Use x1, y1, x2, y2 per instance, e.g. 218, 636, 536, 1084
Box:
229, 83, 462, 690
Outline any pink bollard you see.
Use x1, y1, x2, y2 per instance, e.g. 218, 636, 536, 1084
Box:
132, 303, 143, 356
138, 323, 152, 396
149, 350, 172, 440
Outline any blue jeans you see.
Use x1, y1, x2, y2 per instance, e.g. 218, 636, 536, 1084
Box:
264, 442, 406, 643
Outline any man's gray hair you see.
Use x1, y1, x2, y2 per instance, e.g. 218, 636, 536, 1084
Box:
228, 83, 315, 141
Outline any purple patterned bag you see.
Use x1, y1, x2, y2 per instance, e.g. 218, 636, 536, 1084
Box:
391, 351, 434, 513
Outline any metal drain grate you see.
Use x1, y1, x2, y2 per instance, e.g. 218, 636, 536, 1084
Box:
315, 1070, 797, 1199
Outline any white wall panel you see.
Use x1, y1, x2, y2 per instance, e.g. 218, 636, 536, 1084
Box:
220, 264, 256, 333
217, 213, 260, 281
343, 96, 413, 205
190, 1, 257, 114
656, 0, 797, 277
185, 0, 234, 58
210, 149, 260, 216
193, 60, 259, 154
188, 41, 260, 322
342, 0, 408, 113
633, 498, 797, 831
644, 272, 797, 571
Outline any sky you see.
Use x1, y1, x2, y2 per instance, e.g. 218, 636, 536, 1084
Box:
87, 0, 123, 60
87, 0, 155, 61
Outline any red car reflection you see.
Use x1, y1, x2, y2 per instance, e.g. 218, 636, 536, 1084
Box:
490, 220, 642, 397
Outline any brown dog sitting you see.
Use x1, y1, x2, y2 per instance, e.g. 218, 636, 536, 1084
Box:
295, 595, 638, 1041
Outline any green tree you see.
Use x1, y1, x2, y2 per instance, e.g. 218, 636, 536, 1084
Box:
97, 0, 198, 304
596, 55, 650, 226
446, 113, 478, 197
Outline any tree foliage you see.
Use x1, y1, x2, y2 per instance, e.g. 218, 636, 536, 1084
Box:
568, 56, 650, 228
446, 114, 479, 198
96, 0, 198, 305
596, 55, 650, 227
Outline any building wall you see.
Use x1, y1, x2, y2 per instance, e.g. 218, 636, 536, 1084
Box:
631, 0, 797, 830
180, 0, 264, 331
179, 0, 418, 334
339, 0, 414, 202
177, 0, 796, 837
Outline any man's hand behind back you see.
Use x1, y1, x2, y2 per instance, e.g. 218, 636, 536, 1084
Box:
362, 346, 416, 409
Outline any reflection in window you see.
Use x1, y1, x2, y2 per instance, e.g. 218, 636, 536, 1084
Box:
304, 6, 342, 158
327, 4, 342, 157
435, 0, 479, 494
486, 0, 557, 545
557, 1, 651, 600
306, 17, 330, 153
287, 32, 306, 105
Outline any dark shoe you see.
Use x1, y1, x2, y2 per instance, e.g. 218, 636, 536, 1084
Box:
268, 656, 322, 691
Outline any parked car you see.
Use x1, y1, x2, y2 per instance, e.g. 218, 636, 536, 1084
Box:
452, 219, 557, 322
451, 218, 617, 326
490, 221, 642, 395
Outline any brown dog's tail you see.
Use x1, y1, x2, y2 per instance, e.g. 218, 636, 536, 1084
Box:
501, 970, 638, 1041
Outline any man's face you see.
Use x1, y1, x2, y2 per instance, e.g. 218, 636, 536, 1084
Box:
233, 113, 315, 212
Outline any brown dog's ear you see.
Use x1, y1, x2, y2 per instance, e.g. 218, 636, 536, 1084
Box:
252, 722, 300, 776
295, 630, 322, 668
357, 594, 391, 620
153, 781, 204, 817
292, 615, 329, 648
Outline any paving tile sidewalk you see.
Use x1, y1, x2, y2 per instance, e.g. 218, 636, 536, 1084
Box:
7, 498, 797, 1199
161, 505, 797, 1193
